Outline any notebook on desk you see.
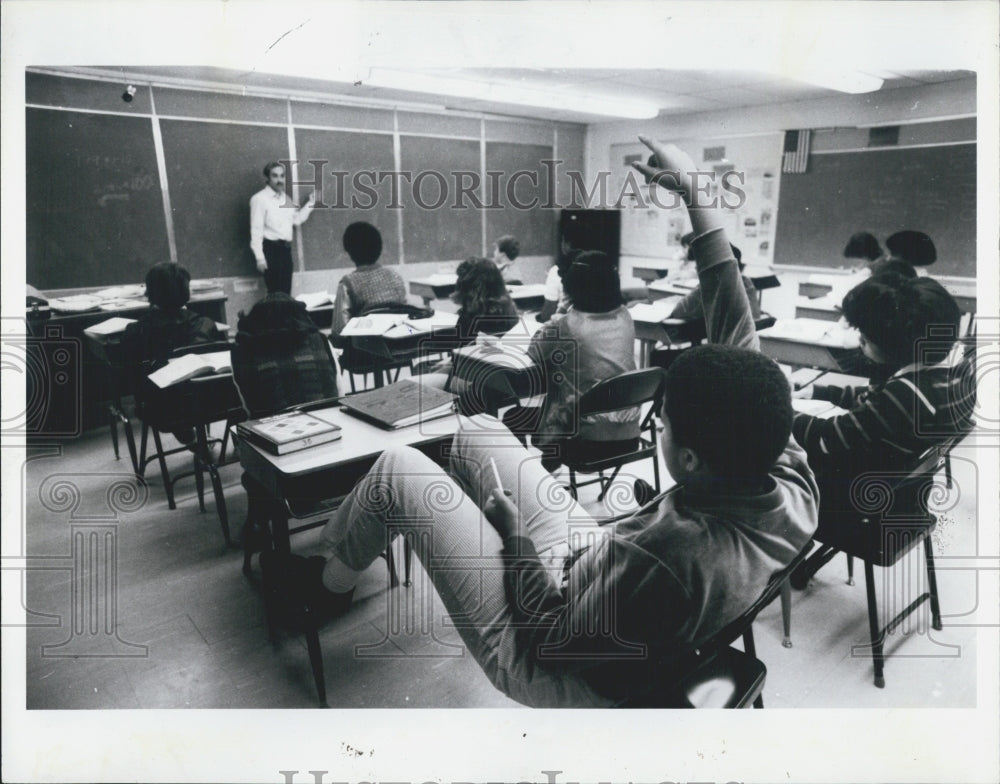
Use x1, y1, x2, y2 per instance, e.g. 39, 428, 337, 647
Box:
338, 379, 457, 429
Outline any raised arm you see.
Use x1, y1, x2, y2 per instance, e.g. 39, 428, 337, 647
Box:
633, 137, 757, 351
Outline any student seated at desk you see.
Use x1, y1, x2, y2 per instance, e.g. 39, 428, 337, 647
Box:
260, 138, 817, 707
330, 222, 407, 341
883, 229, 936, 277
668, 242, 760, 321
120, 262, 225, 443
843, 231, 883, 271
492, 234, 523, 285
792, 271, 974, 515
536, 251, 572, 324
502, 250, 639, 471
121, 262, 223, 365
414, 256, 519, 389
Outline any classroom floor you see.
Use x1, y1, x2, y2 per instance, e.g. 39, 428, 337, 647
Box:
19, 377, 986, 711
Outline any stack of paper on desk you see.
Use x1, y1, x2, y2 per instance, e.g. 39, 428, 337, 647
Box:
83, 317, 137, 337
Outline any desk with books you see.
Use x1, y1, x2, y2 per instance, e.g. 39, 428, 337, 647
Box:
31, 286, 228, 435
237, 402, 462, 554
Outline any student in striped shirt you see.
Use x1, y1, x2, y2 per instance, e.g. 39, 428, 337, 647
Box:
792, 271, 975, 513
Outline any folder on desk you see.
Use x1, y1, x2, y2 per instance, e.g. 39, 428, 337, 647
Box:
339, 379, 456, 429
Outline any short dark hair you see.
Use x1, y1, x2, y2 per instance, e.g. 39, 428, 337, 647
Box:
843, 232, 883, 262
145, 262, 191, 311
453, 256, 513, 315
886, 230, 936, 266
342, 222, 383, 266
495, 235, 520, 260
663, 345, 792, 479
842, 275, 961, 368
263, 161, 285, 179
562, 250, 623, 313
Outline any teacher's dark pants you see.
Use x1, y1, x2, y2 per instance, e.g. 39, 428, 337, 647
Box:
262, 238, 294, 294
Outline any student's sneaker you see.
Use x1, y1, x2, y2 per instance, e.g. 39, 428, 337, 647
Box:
633, 478, 656, 507
259, 551, 354, 627
300, 556, 355, 619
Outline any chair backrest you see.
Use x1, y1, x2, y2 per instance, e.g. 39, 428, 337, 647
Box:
232, 294, 339, 418
360, 303, 434, 320
625, 542, 812, 707
578, 367, 664, 418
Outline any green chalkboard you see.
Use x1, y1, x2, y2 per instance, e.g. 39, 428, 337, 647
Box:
774, 144, 976, 277
160, 118, 289, 279
294, 129, 398, 270
398, 136, 482, 263
484, 142, 558, 256
26, 108, 170, 289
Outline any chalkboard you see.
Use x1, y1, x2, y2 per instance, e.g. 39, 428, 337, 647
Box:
160, 119, 288, 279
398, 136, 482, 263
294, 128, 398, 270
26, 108, 170, 289
774, 144, 976, 277
484, 142, 558, 256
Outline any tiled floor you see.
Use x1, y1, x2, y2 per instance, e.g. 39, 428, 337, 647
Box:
18, 399, 987, 711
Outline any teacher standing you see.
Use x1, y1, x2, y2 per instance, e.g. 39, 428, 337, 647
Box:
249, 161, 315, 294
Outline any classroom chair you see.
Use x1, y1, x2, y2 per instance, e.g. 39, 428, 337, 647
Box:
336, 303, 433, 392
619, 543, 812, 708
132, 341, 243, 545
788, 438, 964, 687
563, 367, 664, 503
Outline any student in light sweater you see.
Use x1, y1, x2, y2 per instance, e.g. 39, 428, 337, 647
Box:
260, 138, 818, 707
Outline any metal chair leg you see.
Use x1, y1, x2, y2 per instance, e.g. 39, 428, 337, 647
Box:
152, 430, 176, 509
780, 577, 793, 648
924, 536, 943, 631
305, 629, 329, 708
863, 562, 886, 688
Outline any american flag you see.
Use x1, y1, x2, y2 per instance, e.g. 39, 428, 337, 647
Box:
782, 129, 811, 173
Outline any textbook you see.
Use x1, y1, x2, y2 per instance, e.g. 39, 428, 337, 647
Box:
147, 350, 232, 388
237, 411, 342, 455
339, 379, 456, 429
83, 316, 137, 337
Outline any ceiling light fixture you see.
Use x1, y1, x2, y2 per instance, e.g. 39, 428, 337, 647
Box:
791, 69, 884, 95
364, 68, 661, 119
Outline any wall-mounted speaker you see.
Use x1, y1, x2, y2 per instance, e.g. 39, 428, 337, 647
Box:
558, 209, 621, 266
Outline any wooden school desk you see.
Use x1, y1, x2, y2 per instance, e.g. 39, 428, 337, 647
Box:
794, 299, 841, 322
409, 274, 458, 306
631, 259, 675, 283
758, 318, 861, 373
410, 275, 547, 312
32, 285, 228, 434
237, 405, 462, 554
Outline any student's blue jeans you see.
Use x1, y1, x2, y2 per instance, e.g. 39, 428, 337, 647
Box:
320, 416, 613, 707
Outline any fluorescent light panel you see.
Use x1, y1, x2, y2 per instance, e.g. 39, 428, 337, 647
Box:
791, 69, 885, 95
365, 68, 661, 119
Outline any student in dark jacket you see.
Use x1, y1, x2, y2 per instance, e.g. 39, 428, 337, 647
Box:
121, 262, 222, 366
121, 262, 224, 443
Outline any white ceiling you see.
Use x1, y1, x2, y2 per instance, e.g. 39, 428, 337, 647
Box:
64, 66, 975, 124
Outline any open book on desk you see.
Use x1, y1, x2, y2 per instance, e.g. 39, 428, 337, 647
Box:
148, 350, 232, 388
338, 379, 457, 429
